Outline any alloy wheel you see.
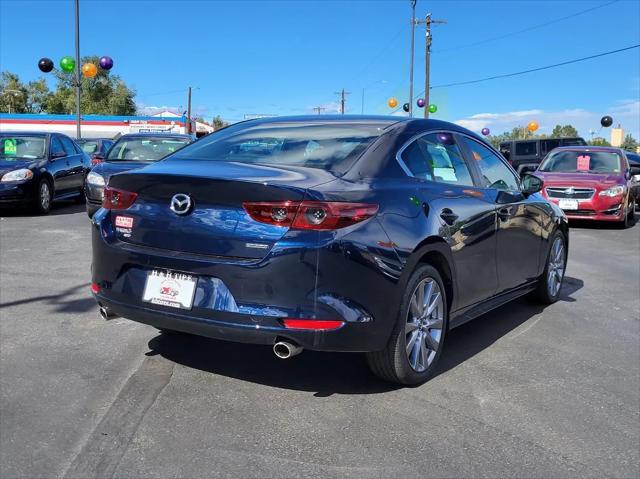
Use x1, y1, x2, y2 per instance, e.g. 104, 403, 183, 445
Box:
405, 277, 444, 372
547, 236, 565, 297
40, 182, 50, 211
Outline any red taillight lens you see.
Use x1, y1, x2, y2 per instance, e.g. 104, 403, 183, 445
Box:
282, 319, 344, 330
90, 282, 100, 294
91, 158, 103, 166
242, 201, 378, 231
102, 186, 138, 210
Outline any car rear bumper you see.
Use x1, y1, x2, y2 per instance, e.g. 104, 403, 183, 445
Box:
90, 210, 403, 352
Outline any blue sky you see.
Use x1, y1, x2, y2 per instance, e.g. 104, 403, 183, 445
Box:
1, 0, 639, 139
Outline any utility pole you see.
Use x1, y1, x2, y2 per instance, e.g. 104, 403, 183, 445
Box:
312, 106, 326, 115
187, 86, 192, 134
417, 13, 446, 119
335, 89, 351, 115
408, 0, 416, 117
74, 0, 81, 138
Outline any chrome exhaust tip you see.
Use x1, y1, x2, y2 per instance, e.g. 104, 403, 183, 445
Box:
99, 305, 118, 320
273, 340, 303, 359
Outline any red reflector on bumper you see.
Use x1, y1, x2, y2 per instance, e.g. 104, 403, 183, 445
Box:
282, 319, 344, 330
91, 282, 101, 294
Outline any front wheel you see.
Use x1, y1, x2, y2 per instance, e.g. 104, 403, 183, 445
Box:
367, 264, 447, 385
531, 230, 566, 304
33, 179, 52, 214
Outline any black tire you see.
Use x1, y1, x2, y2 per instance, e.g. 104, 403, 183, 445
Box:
366, 264, 448, 386
621, 197, 634, 228
532, 230, 567, 304
33, 179, 52, 214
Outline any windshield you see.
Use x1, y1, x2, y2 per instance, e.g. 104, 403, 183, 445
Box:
106, 137, 190, 161
169, 122, 385, 173
539, 150, 621, 173
0, 136, 46, 160
76, 139, 99, 154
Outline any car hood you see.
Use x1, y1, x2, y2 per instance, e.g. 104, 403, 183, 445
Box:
92, 161, 154, 181
535, 171, 623, 187
0, 159, 38, 176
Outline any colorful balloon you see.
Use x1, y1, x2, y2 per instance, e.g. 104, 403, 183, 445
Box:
59, 56, 75, 73
82, 63, 98, 78
481, 127, 490, 136
416, 98, 425, 108
38, 57, 54, 73
387, 97, 398, 109
403, 103, 410, 112
600, 115, 613, 128
99, 56, 114, 70
527, 121, 539, 132
428, 104, 437, 113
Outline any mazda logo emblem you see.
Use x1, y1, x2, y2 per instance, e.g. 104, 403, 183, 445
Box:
170, 193, 192, 215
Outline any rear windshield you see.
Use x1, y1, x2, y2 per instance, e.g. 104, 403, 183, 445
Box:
539, 150, 621, 173
169, 122, 385, 173
106, 137, 190, 161
0, 136, 46, 160
76, 139, 99, 154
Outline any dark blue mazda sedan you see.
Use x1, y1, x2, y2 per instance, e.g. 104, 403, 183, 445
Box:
91, 116, 568, 385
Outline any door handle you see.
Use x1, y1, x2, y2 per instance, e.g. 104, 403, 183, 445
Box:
497, 206, 515, 221
439, 208, 458, 225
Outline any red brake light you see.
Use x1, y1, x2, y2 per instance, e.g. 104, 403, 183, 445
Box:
90, 282, 101, 294
282, 319, 344, 330
102, 186, 138, 210
91, 158, 103, 166
242, 201, 378, 231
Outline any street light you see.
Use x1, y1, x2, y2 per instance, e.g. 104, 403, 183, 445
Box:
36, 0, 114, 139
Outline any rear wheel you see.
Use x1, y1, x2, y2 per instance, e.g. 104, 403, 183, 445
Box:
532, 230, 566, 304
367, 264, 447, 385
33, 179, 52, 214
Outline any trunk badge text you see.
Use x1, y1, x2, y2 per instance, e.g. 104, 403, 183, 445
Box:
170, 193, 192, 215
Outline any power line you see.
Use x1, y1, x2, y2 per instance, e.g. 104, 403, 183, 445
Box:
394, 44, 640, 112
435, 0, 620, 53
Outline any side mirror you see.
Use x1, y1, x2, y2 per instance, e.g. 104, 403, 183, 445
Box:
50, 151, 66, 160
521, 173, 543, 196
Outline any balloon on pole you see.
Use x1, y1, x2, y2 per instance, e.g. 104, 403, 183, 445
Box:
403, 103, 410, 112
387, 97, 398, 109
59, 56, 75, 73
99, 56, 114, 70
82, 63, 98, 78
600, 115, 613, 128
416, 98, 425, 108
38, 58, 54, 73
428, 104, 437, 114
481, 127, 490, 136
527, 121, 539, 132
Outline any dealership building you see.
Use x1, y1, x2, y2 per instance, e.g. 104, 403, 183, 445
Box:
0, 111, 214, 138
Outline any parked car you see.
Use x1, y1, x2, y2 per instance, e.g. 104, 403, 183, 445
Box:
499, 137, 587, 175
536, 146, 639, 227
0, 132, 89, 214
75, 138, 115, 166
90, 116, 568, 386
625, 150, 640, 208
85, 133, 193, 217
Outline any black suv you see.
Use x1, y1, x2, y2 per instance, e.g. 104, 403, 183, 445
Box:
500, 137, 586, 175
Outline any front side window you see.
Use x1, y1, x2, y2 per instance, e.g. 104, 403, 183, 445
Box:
50, 137, 65, 157
400, 132, 474, 186
60, 136, 77, 155
515, 141, 537, 156
107, 137, 191, 161
461, 137, 519, 191
539, 150, 621, 173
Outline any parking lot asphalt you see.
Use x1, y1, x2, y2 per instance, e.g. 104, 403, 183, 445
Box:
1, 202, 639, 479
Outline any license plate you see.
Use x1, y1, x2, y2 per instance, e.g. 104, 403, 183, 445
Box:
142, 270, 197, 310
558, 199, 579, 211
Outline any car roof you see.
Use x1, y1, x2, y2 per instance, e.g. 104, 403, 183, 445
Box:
551, 146, 623, 153
115, 133, 193, 139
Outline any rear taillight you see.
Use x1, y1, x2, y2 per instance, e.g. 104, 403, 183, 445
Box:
102, 186, 138, 210
282, 319, 344, 330
242, 201, 378, 231
91, 158, 103, 166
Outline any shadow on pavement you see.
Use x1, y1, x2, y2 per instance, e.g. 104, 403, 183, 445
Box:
0, 282, 95, 314
0, 200, 85, 217
147, 276, 583, 394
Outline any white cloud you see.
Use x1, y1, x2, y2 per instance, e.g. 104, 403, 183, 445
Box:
136, 104, 183, 116
454, 100, 640, 139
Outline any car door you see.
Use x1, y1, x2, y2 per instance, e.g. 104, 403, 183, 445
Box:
459, 135, 544, 294
59, 135, 85, 191
398, 131, 499, 310
48, 135, 73, 195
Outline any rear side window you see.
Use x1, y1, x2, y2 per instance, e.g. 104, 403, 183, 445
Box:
515, 141, 537, 156
541, 139, 560, 155
60, 136, 77, 155
400, 132, 474, 186
461, 137, 519, 191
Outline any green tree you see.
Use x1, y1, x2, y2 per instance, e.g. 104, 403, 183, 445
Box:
212, 115, 228, 130
47, 56, 136, 115
0, 72, 28, 113
589, 137, 611, 146
551, 124, 579, 138
620, 134, 639, 152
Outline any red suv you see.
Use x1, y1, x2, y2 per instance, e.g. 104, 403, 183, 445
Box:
535, 146, 639, 227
